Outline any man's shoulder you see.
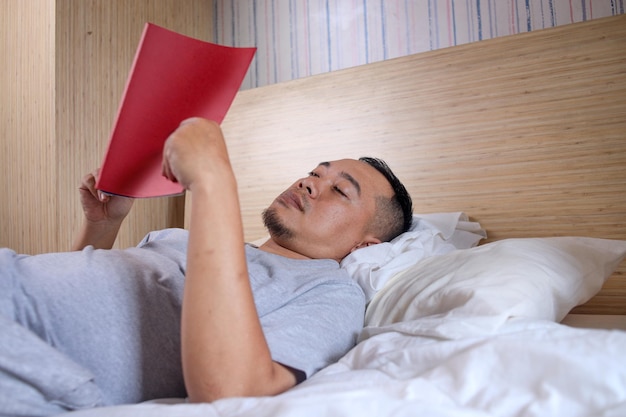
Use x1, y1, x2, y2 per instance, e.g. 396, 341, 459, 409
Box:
246, 244, 365, 308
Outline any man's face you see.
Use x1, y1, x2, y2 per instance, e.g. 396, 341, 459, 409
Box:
263, 159, 394, 261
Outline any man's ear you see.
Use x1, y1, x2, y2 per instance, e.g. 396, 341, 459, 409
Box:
350, 236, 382, 253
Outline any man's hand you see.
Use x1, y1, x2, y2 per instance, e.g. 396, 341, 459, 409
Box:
161, 117, 231, 192
79, 169, 134, 225
72, 170, 134, 251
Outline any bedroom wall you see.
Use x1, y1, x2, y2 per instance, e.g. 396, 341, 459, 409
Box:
0, 1, 213, 254
214, 0, 625, 89
0, 2, 57, 253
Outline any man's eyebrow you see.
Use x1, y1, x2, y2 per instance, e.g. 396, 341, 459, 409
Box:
318, 161, 361, 196
340, 171, 361, 196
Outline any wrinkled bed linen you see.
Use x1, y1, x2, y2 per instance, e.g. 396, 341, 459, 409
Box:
59, 317, 626, 417
341, 212, 486, 301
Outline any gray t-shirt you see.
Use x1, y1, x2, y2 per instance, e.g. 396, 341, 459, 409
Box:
1, 228, 365, 407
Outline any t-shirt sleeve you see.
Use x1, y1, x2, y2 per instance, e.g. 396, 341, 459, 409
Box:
259, 281, 365, 380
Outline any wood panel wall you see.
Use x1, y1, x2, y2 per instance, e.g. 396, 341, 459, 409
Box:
205, 15, 626, 314
1, 0, 213, 254
1, 1, 57, 253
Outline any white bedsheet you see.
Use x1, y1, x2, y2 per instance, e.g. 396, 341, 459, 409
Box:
65, 317, 626, 417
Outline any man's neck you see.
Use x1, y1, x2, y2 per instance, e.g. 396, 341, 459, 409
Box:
258, 238, 312, 260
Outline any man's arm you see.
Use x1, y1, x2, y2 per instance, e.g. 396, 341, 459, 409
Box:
161, 118, 297, 402
72, 170, 134, 251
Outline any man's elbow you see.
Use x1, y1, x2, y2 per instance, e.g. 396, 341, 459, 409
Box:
186, 375, 296, 403
186, 384, 242, 404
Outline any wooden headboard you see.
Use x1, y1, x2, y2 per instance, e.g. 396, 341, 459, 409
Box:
188, 15, 626, 315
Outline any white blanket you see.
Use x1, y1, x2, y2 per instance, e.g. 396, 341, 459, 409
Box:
65, 317, 626, 417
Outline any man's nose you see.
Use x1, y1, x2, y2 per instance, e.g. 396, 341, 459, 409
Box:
298, 177, 318, 198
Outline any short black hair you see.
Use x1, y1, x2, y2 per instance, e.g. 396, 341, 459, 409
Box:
359, 156, 413, 242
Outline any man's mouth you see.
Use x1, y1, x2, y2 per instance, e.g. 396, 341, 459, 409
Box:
278, 190, 304, 211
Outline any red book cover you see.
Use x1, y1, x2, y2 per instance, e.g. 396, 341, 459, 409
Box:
96, 23, 256, 198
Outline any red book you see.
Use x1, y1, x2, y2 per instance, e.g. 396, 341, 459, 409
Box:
96, 23, 256, 198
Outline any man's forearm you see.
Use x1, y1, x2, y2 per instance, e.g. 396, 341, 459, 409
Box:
181, 173, 296, 402
71, 220, 122, 251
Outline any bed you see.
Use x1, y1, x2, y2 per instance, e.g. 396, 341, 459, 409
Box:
67, 14, 625, 417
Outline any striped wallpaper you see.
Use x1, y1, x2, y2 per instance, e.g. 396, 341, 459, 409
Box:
214, 0, 625, 89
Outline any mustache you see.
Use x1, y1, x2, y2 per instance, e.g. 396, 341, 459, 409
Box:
277, 189, 308, 211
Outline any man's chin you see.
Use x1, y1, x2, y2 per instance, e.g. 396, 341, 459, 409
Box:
262, 207, 294, 240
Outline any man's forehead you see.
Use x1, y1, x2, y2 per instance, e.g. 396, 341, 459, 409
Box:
316, 159, 361, 169
317, 159, 377, 174
315, 159, 363, 175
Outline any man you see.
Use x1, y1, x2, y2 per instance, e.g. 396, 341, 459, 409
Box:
0, 118, 412, 415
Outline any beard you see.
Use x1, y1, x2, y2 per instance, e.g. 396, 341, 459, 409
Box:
262, 207, 294, 240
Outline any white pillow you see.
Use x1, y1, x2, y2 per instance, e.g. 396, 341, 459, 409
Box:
365, 237, 626, 327
341, 212, 486, 302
